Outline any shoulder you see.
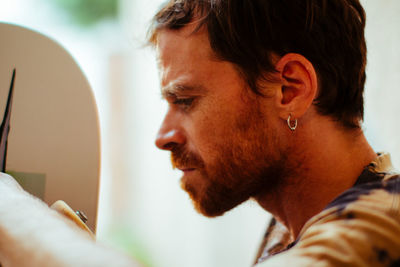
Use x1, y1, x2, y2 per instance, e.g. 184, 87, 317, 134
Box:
295, 175, 400, 266
255, 175, 400, 267
323, 173, 400, 217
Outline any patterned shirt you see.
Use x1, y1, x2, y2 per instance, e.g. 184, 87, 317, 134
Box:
254, 153, 400, 266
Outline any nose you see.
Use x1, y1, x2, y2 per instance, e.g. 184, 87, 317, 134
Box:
155, 113, 186, 150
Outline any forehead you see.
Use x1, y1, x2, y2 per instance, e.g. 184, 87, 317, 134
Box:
156, 24, 213, 62
155, 23, 249, 101
155, 24, 217, 85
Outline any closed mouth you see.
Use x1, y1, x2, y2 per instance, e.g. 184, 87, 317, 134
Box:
178, 167, 196, 172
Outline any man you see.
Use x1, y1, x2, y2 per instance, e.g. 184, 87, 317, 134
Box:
0, 1, 399, 266
149, 0, 400, 266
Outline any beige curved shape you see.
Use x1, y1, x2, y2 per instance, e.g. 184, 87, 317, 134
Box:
0, 22, 100, 232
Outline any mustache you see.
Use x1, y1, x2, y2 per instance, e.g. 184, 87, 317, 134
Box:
171, 145, 205, 169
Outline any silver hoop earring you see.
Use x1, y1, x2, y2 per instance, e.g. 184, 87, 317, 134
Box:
287, 114, 297, 131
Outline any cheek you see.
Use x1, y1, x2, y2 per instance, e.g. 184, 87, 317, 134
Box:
188, 105, 241, 163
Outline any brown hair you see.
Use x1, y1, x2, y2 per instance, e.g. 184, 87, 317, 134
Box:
148, 0, 367, 129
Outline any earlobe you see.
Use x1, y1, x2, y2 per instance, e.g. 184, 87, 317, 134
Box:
274, 53, 318, 121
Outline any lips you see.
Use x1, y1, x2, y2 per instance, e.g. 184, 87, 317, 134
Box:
178, 167, 196, 172
171, 146, 205, 171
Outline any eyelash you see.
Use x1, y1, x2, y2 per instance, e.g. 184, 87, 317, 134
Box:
173, 98, 195, 110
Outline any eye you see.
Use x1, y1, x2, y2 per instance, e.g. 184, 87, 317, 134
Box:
173, 97, 195, 110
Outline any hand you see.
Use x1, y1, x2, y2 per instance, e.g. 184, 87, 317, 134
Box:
0, 172, 24, 194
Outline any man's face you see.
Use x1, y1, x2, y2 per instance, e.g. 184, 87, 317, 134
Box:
155, 25, 288, 217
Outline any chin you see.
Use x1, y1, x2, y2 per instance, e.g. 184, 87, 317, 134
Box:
181, 176, 249, 218
196, 206, 226, 218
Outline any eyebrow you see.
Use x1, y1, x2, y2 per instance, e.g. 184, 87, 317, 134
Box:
161, 84, 206, 99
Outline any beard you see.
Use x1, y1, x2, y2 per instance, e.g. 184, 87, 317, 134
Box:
171, 99, 291, 217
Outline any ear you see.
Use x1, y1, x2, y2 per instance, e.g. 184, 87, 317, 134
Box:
274, 53, 318, 121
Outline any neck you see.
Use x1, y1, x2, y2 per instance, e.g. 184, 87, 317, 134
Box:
254, 118, 376, 240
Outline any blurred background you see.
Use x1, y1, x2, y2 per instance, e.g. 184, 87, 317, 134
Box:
0, 0, 399, 266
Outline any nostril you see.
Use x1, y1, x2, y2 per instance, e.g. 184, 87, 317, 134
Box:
155, 134, 177, 151
163, 142, 177, 150
155, 129, 186, 150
